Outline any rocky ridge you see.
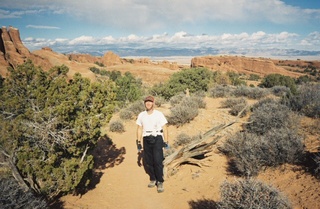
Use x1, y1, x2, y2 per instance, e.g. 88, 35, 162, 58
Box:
191, 55, 308, 78
1, 26, 319, 84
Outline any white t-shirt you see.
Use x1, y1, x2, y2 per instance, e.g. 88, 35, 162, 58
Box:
136, 110, 168, 136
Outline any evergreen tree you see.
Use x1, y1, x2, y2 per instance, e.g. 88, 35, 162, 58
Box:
0, 60, 116, 199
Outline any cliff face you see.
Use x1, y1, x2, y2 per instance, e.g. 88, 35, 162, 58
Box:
0, 26, 53, 77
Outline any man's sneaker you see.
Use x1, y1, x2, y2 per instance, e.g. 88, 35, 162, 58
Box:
157, 182, 164, 193
148, 181, 156, 188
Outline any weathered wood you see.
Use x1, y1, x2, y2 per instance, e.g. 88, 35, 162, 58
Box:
164, 105, 249, 176
1, 149, 30, 191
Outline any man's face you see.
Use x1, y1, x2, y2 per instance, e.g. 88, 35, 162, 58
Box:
145, 101, 154, 110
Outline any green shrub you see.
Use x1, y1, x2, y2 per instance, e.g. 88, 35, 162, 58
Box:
94, 61, 104, 67
114, 72, 143, 105
150, 67, 213, 100
227, 71, 247, 86
0, 61, 116, 198
218, 178, 292, 209
259, 73, 297, 94
248, 74, 261, 81
296, 75, 311, 84
89, 66, 100, 74
109, 120, 125, 132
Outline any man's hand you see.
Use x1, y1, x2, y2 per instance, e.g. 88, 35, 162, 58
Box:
136, 139, 142, 152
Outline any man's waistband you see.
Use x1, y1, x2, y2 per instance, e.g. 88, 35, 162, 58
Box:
145, 129, 163, 133
143, 129, 163, 137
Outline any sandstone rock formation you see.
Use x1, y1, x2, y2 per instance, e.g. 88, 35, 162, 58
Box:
191, 55, 305, 78
1, 26, 317, 84
0, 26, 53, 77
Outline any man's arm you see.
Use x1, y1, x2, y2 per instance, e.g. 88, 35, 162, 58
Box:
162, 124, 168, 143
136, 125, 143, 142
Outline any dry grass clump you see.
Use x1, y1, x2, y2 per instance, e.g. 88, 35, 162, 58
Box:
109, 120, 125, 133
126, 100, 145, 115
245, 100, 298, 135
221, 97, 248, 117
221, 97, 246, 108
169, 93, 186, 106
167, 96, 206, 126
172, 133, 202, 148
209, 85, 269, 100
0, 177, 48, 208
218, 178, 292, 209
229, 102, 248, 117
271, 85, 291, 97
208, 85, 234, 98
220, 99, 304, 177
154, 96, 166, 107
119, 109, 134, 120
173, 133, 192, 147
233, 85, 269, 99
220, 128, 304, 176
284, 83, 320, 118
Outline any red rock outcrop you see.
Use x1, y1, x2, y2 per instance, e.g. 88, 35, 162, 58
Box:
0, 26, 53, 77
191, 55, 305, 78
68, 53, 100, 64
101, 51, 123, 66
67, 51, 123, 67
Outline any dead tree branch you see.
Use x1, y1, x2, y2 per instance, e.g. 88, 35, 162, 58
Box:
164, 105, 250, 177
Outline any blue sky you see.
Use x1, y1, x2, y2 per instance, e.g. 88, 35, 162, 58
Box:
0, 0, 320, 57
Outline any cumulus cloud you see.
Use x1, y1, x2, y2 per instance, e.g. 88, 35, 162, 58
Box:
23, 31, 318, 51
68, 36, 96, 45
2, 0, 319, 32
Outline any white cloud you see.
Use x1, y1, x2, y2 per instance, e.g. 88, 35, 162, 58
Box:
23, 31, 316, 50
26, 25, 60, 29
0, 8, 45, 19
68, 36, 96, 45
300, 32, 320, 47
2, 0, 319, 32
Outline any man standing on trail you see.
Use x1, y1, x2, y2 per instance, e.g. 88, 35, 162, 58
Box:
136, 95, 168, 193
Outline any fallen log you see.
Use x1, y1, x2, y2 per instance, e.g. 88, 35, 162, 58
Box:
164, 105, 249, 176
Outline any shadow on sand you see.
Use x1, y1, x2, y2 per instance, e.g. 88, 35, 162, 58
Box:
50, 134, 126, 208
89, 134, 126, 189
188, 198, 219, 209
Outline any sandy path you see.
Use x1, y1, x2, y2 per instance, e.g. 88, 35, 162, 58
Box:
60, 97, 320, 209
60, 98, 232, 209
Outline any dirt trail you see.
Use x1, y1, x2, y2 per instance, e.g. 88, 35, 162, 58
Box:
60, 97, 320, 209
60, 98, 232, 209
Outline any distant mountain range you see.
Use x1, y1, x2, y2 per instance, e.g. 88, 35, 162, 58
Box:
50, 45, 320, 59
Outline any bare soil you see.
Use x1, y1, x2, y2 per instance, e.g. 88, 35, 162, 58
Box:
60, 97, 320, 209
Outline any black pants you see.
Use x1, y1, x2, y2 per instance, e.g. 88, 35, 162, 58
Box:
143, 135, 164, 183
